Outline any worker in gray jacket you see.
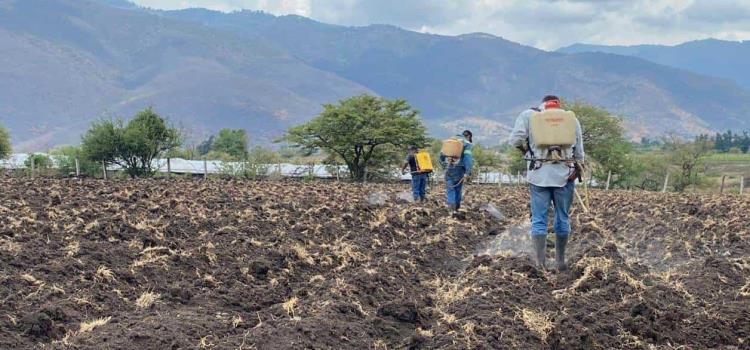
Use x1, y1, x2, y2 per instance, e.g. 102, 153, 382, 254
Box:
508, 95, 584, 270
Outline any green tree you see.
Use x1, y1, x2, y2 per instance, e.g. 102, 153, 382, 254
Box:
242, 146, 282, 178
506, 148, 528, 175
50, 146, 100, 177
565, 101, 636, 188
81, 108, 180, 178
285, 94, 427, 181
211, 129, 248, 160
471, 144, 502, 180
196, 135, 214, 156
24, 153, 52, 170
663, 135, 713, 192
0, 125, 11, 159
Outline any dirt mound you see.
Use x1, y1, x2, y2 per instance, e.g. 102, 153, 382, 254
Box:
0, 178, 748, 349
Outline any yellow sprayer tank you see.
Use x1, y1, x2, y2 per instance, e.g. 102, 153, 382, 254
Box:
441, 138, 464, 159
529, 109, 577, 148
415, 151, 433, 173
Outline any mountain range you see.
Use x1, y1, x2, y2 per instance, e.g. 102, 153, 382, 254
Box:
1, 0, 749, 151
559, 40, 750, 91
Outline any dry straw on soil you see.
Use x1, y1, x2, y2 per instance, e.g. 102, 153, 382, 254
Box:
1, 178, 748, 349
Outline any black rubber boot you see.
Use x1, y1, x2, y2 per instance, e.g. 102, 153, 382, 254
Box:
556, 235, 568, 271
532, 235, 547, 269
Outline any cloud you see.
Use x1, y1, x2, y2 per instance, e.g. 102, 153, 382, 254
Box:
130, 0, 750, 50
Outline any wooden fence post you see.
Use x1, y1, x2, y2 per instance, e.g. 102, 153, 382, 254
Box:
662, 173, 669, 193
167, 158, 171, 178
605, 171, 612, 191
102, 161, 107, 180
203, 159, 208, 180
30, 156, 35, 178
740, 176, 744, 195
75, 158, 80, 177
720, 175, 727, 194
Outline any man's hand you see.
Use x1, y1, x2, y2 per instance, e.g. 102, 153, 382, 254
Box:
567, 170, 578, 182
569, 162, 584, 182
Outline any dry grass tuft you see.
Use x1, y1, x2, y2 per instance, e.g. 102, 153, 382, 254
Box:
95, 266, 116, 283
50, 284, 66, 295
739, 279, 750, 298
0, 239, 21, 255
427, 277, 477, 309
332, 241, 368, 270
439, 311, 457, 325
309, 275, 325, 283
518, 308, 553, 342
232, 315, 243, 328
135, 292, 160, 309
553, 257, 614, 297
461, 321, 477, 348
291, 244, 315, 265
369, 209, 388, 229
64, 241, 80, 257
618, 270, 646, 291
84, 220, 100, 233
79, 316, 112, 333
131, 246, 174, 269
198, 335, 214, 349
282, 296, 299, 319
416, 327, 434, 337
373, 339, 389, 350
203, 242, 217, 265
21, 273, 43, 286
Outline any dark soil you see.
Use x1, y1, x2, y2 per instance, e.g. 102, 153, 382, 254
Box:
0, 178, 748, 349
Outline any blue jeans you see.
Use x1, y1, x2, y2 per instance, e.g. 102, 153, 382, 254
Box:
445, 167, 466, 209
530, 181, 575, 237
411, 173, 428, 200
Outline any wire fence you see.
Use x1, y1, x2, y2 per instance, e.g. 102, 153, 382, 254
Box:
3, 153, 745, 194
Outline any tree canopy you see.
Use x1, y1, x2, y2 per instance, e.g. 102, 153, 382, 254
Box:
285, 94, 427, 181
81, 108, 180, 177
0, 125, 11, 159
210, 129, 249, 160
565, 101, 635, 187
663, 135, 713, 192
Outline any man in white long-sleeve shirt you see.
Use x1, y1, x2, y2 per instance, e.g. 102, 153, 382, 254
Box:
508, 95, 584, 270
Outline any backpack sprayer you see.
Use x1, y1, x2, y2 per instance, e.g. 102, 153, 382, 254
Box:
440, 137, 469, 188
525, 108, 589, 212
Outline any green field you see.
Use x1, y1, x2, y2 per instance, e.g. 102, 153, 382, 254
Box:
705, 153, 750, 163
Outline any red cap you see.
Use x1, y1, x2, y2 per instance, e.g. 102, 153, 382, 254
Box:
544, 100, 561, 109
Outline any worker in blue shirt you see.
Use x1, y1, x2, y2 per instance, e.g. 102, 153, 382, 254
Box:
439, 130, 474, 215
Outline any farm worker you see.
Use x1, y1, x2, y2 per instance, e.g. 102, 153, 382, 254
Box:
439, 130, 474, 214
402, 146, 429, 202
509, 95, 584, 270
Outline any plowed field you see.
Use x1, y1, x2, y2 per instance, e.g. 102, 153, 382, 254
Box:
1, 178, 748, 349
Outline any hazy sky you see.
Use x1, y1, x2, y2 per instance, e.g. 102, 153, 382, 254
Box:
130, 0, 750, 50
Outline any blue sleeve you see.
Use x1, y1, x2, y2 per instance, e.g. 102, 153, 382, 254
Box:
462, 143, 473, 174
